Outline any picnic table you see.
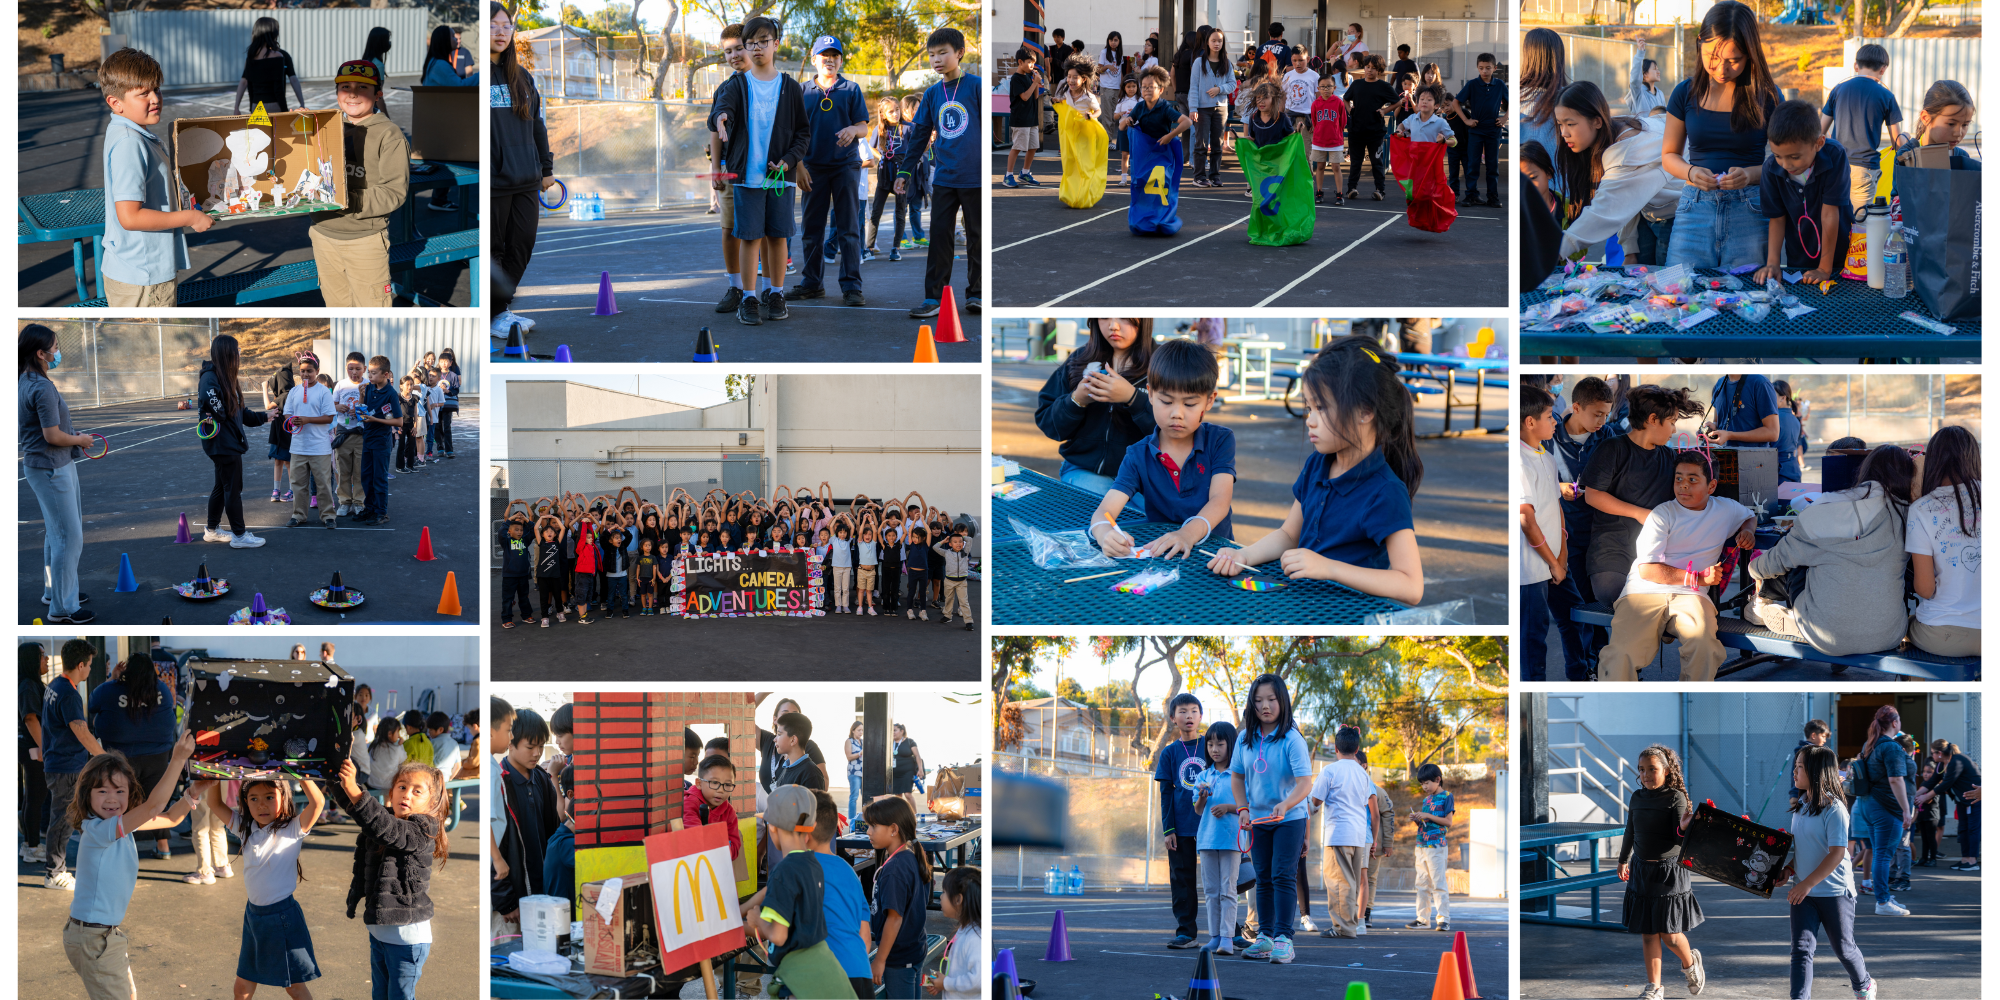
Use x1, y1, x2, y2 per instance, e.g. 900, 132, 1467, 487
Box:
991, 468, 1137, 544
1520, 821, 1626, 930
837, 821, 982, 910
1220, 338, 1285, 402
989, 470, 1407, 625
1519, 267, 1979, 360
1395, 352, 1509, 438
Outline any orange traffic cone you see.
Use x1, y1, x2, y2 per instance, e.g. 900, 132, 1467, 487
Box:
1429, 951, 1465, 1000
413, 526, 436, 561
1451, 930, 1480, 999
933, 285, 967, 343
913, 325, 939, 363
436, 571, 462, 616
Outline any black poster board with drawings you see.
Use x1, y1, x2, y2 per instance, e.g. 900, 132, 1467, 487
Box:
1679, 801, 1794, 898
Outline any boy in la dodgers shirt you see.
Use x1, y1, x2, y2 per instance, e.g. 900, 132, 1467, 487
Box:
1091, 340, 1236, 559
1598, 453, 1756, 683
99, 47, 214, 306
894, 28, 982, 318
742, 786, 857, 998
1754, 100, 1854, 286
1519, 385, 1567, 682
1153, 693, 1207, 949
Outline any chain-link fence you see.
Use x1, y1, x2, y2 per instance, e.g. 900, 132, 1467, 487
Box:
19, 319, 253, 408
1649, 374, 1979, 457
1384, 18, 1511, 86
1531, 29, 1682, 116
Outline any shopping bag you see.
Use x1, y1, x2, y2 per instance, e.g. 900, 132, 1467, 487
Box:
1056, 101, 1108, 209
1235, 131, 1315, 246
1391, 134, 1458, 233
1126, 128, 1183, 236
1893, 162, 1981, 321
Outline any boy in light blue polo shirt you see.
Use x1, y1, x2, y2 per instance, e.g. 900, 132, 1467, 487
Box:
98, 47, 212, 306
1398, 86, 1455, 146
1092, 340, 1236, 560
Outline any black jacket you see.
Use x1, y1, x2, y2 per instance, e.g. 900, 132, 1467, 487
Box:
709, 71, 809, 190
493, 757, 560, 916
1033, 362, 1155, 478
331, 778, 440, 927
492, 71, 553, 194
198, 360, 269, 459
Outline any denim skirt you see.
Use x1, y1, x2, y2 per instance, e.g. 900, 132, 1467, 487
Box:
238, 895, 322, 986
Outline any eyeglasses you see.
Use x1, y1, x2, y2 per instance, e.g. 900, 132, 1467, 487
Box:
704, 779, 738, 792
745, 37, 776, 50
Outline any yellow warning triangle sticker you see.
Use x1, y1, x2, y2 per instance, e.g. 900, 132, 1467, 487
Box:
248, 101, 272, 126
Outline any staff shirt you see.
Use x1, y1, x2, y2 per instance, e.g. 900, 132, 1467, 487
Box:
1109, 422, 1237, 540
1711, 375, 1780, 446
41, 676, 89, 774
1293, 449, 1414, 570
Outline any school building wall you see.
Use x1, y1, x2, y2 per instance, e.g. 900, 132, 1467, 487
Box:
326, 318, 485, 400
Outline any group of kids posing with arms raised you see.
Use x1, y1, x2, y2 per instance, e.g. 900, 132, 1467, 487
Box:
1032, 318, 1426, 603
1519, 376, 1980, 681
1517, 2, 1976, 275
495, 490, 977, 626
487, 698, 983, 998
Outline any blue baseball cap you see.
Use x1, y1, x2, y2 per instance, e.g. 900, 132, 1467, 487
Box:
812, 35, 843, 55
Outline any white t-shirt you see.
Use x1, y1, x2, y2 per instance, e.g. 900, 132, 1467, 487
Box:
333, 378, 365, 432
1065, 89, 1100, 116
1308, 757, 1373, 847
1283, 68, 1320, 114
232, 811, 308, 906
1624, 495, 1751, 597
286, 382, 337, 456
430, 734, 462, 779
1518, 440, 1562, 585
1097, 50, 1123, 93
1906, 482, 1980, 629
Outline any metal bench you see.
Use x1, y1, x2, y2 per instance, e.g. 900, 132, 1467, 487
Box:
69, 229, 480, 307
1569, 601, 1980, 681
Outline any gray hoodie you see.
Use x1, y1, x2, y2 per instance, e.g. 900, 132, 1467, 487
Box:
1747, 484, 1909, 655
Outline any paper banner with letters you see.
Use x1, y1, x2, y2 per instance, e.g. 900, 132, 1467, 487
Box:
670, 547, 824, 619
644, 822, 745, 973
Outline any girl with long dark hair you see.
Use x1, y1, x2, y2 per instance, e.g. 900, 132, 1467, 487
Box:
235, 16, 303, 114
1097, 31, 1128, 125
435, 349, 461, 457
1550, 81, 1683, 262
362, 26, 393, 113
1618, 745, 1704, 1000
1032, 318, 1157, 505
490, 2, 558, 336
19, 324, 95, 623
1919, 739, 1980, 870
88, 654, 177, 860
1747, 444, 1914, 654
198, 334, 274, 549
265, 363, 294, 503
1188, 27, 1236, 187
1518, 28, 1569, 179
1228, 675, 1311, 965
1341, 55, 1395, 200
1908, 424, 1981, 656
1661, 1, 1780, 269
1771, 380, 1803, 482
420, 25, 479, 211
1852, 705, 1914, 915
1783, 745, 1873, 999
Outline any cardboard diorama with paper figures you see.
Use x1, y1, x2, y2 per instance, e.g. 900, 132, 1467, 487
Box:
186, 659, 356, 781
170, 103, 347, 220
1678, 801, 1795, 898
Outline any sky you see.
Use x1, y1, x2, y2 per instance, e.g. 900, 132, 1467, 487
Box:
1018, 637, 1391, 721
487, 373, 732, 459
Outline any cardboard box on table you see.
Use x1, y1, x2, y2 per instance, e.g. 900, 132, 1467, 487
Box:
185, 659, 356, 780
409, 86, 478, 162
170, 107, 347, 220
928, 764, 982, 818
580, 871, 657, 977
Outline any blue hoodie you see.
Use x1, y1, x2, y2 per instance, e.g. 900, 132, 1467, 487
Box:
897, 72, 983, 189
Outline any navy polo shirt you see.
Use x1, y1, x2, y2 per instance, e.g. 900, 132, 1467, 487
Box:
360, 382, 402, 444
1454, 76, 1505, 134
1709, 375, 1779, 448
1110, 422, 1237, 540
1293, 449, 1414, 570
1759, 138, 1854, 270
803, 74, 869, 167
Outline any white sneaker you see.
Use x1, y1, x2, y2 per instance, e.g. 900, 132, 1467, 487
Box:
229, 531, 267, 549
1356, 923, 1367, 936
45, 872, 75, 891
1297, 915, 1317, 933
867, 607, 877, 616
202, 527, 234, 543
1874, 899, 1911, 916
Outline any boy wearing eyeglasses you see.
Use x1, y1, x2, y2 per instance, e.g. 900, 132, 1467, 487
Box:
684, 754, 744, 859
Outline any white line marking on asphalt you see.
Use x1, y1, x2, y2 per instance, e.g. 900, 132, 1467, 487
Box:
1034, 216, 1251, 307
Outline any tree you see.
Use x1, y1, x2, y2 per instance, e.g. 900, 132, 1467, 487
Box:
724, 374, 756, 400
1055, 677, 1088, 703
992, 637, 1074, 749
1092, 636, 1228, 762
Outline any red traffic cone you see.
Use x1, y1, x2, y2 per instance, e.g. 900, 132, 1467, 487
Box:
1044, 910, 1072, 962
174, 512, 192, 544
1183, 947, 1220, 1000
593, 270, 621, 316
1451, 931, 1480, 999
933, 285, 967, 343
1430, 951, 1465, 1000
413, 526, 436, 561
437, 571, 462, 615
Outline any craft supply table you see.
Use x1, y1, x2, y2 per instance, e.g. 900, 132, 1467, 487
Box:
1519, 821, 1627, 930
836, 821, 982, 909
990, 468, 1137, 544
1395, 352, 1509, 438
1519, 267, 1979, 360
1220, 339, 1285, 401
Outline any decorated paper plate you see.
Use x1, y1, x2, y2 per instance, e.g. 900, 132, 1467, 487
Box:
174, 579, 230, 600
226, 606, 293, 625
309, 588, 365, 609
1227, 578, 1288, 592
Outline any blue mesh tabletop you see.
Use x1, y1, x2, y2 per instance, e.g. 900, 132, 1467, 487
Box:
21, 189, 106, 242
989, 469, 1137, 543
991, 520, 1406, 626
1519, 267, 1978, 359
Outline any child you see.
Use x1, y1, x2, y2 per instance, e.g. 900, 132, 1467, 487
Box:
1580, 384, 1704, 607
1112, 77, 1142, 183
933, 531, 976, 630
216, 775, 326, 999
331, 354, 368, 517
744, 787, 857, 997
877, 525, 904, 615
1190, 720, 1244, 953
634, 537, 662, 616
894, 28, 983, 318
771, 712, 829, 791
356, 356, 402, 526
1518, 140, 1563, 226
903, 525, 931, 620
198, 335, 276, 548
401, 709, 434, 766
1441, 93, 1469, 196
829, 522, 855, 613
1618, 745, 1705, 1000
1407, 763, 1454, 932
1662, 1, 1780, 270
98, 47, 212, 306
864, 796, 931, 997
309, 61, 409, 307
1308, 726, 1375, 939
394, 376, 419, 473
1342, 55, 1395, 199
427, 713, 461, 780
1117, 66, 1193, 155
1309, 75, 1348, 205
331, 757, 450, 1000
1206, 339, 1423, 605
1784, 744, 1874, 999
683, 754, 743, 857
805, 790, 876, 997
1002, 48, 1046, 190
544, 769, 577, 904
498, 519, 533, 628
534, 522, 565, 627
1281, 47, 1318, 135
1896, 79, 1978, 168
1906, 424, 1980, 657
266, 366, 294, 503
368, 717, 406, 790
857, 525, 880, 616
925, 866, 982, 998
1454, 53, 1506, 207
1091, 340, 1236, 559
872, 97, 914, 254
572, 519, 600, 624
1153, 693, 1207, 949
602, 527, 632, 618
1398, 85, 1454, 148
1243, 79, 1292, 150
493, 709, 559, 923
1228, 673, 1313, 965
1598, 452, 1755, 683
711, 16, 808, 325
1754, 100, 1852, 286
795, 36, 870, 306
64, 735, 207, 1000
1820, 44, 1903, 213
1548, 377, 1620, 681
898, 94, 929, 244
1519, 385, 1567, 682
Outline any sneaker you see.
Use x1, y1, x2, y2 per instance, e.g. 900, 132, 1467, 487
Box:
888, 249, 902, 261
20, 844, 45, 863
1888, 879, 1912, 892
762, 289, 789, 320
47, 609, 95, 625
1166, 934, 1198, 949
281, 491, 294, 502
715, 286, 745, 313
906, 609, 915, 619
1241, 934, 1274, 960
44, 872, 75, 891
738, 295, 762, 326
1231, 934, 1253, 951
577, 616, 594, 625
1315, 189, 1325, 204
287, 516, 305, 528
965, 622, 976, 631
822, 245, 838, 263
361, 515, 388, 526
386, 472, 396, 480
785, 257, 796, 274
910, 299, 941, 319
229, 532, 266, 549
1435, 921, 1451, 932
1684, 948, 1706, 995
1860, 879, 1873, 891
501, 620, 515, 629
428, 200, 459, 212
843, 290, 867, 307
1372, 190, 1385, 201
1855, 979, 1877, 1000
40, 592, 90, 606
867, 607, 877, 616
1874, 899, 1911, 916
861, 248, 878, 262
556, 611, 567, 622
1208, 936, 1232, 955
203, 527, 234, 543
1297, 915, 1317, 933
920, 610, 929, 621
270, 490, 283, 502
1003, 174, 1020, 188
1268, 938, 1295, 964
1356, 923, 1367, 936
1405, 920, 1429, 929
1639, 985, 1665, 1000
788, 285, 826, 300
217, 864, 234, 878
966, 297, 982, 314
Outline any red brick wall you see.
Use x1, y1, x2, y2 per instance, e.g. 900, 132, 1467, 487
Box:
570, 692, 759, 848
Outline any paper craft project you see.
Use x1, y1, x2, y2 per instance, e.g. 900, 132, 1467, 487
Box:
991, 481, 1040, 500
184, 659, 355, 780
171, 110, 345, 220
1227, 577, 1288, 592
1678, 801, 1794, 898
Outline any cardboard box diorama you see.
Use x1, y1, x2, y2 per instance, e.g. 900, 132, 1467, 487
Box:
580, 872, 658, 978
927, 764, 982, 819
185, 659, 356, 781
1678, 801, 1795, 899
171, 103, 346, 220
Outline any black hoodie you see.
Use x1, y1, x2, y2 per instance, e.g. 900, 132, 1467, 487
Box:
496, 522, 532, 577
198, 359, 269, 459
1033, 362, 1156, 478
491, 66, 553, 195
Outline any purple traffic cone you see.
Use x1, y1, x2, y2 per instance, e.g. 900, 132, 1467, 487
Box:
593, 270, 621, 316
250, 592, 269, 620
553, 344, 574, 363
115, 553, 139, 592
1045, 910, 1072, 962
174, 512, 192, 544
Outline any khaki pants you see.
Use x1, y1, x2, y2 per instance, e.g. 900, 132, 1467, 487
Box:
1364, 847, 1381, 915
309, 228, 394, 307
289, 452, 334, 522
1850, 164, 1883, 219
1414, 843, 1451, 925
832, 566, 852, 608
103, 275, 177, 307
1910, 620, 1980, 658
1321, 844, 1364, 936
941, 576, 972, 622
334, 433, 365, 506
857, 565, 877, 593
1599, 591, 1726, 683
189, 798, 231, 874
63, 920, 135, 1000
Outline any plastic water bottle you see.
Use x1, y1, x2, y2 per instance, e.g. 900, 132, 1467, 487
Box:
589, 192, 606, 221
1044, 865, 1061, 895
1883, 223, 1909, 299
1067, 865, 1085, 895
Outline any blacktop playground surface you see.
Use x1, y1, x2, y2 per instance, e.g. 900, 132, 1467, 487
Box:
994, 888, 1506, 1000
1521, 839, 1980, 999
991, 144, 1509, 309
505, 200, 982, 364
488, 568, 985, 682
992, 362, 1510, 625
18, 398, 482, 626
20, 81, 475, 308
16, 782, 482, 1000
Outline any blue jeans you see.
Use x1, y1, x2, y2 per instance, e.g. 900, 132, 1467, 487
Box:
1521, 581, 1552, 681
24, 463, 84, 616
1853, 797, 1906, 904
1249, 817, 1307, 940
362, 443, 390, 517
1638, 215, 1675, 266
369, 937, 430, 1000
1665, 185, 1766, 270
847, 780, 863, 823
880, 964, 921, 999
1790, 894, 1869, 999
1546, 537, 1597, 681
1057, 461, 1146, 516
